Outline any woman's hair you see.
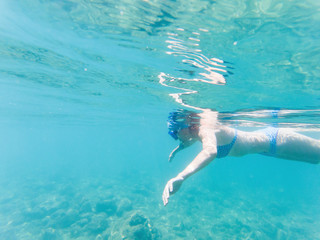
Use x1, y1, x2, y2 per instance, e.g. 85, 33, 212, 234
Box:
167, 109, 200, 140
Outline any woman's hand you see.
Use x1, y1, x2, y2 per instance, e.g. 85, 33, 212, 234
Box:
168, 144, 184, 162
162, 175, 184, 206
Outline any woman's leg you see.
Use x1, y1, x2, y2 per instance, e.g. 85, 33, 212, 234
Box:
276, 129, 320, 164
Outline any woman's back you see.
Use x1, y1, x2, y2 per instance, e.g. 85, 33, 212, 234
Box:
216, 126, 320, 163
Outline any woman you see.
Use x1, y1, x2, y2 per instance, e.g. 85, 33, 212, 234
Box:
162, 110, 320, 206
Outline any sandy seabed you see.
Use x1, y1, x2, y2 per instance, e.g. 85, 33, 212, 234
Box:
0, 172, 319, 240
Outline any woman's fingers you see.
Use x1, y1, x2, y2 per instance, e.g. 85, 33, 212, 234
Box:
163, 180, 175, 206
162, 184, 170, 206
162, 193, 166, 205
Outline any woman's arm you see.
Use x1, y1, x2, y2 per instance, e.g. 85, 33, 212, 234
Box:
179, 127, 217, 179
176, 147, 217, 180
162, 129, 217, 206
168, 144, 184, 162
169, 137, 198, 162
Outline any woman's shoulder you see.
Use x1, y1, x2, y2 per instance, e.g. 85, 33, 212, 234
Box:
216, 125, 235, 134
199, 124, 235, 140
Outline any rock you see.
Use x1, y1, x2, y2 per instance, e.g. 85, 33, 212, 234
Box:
129, 214, 147, 226
70, 225, 82, 239
24, 207, 47, 220
76, 217, 89, 227
55, 209, 79, 229
41, 228, 61, 240
133, 225, 152, 240
173, 221, 186, 231
117, 198, 132, 216
95, 234, 102, 240
126, 214, 161, 240
86, 213, 109, 235
1, 229, 18, 240
94, 233, 109, 240
95, 200, 117, 216
80, 201, 92, 213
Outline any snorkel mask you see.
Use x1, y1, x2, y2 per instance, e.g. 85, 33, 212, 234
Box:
167, 111, 189, 140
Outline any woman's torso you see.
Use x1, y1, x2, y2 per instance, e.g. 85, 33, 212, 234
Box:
214, 126, 271, 157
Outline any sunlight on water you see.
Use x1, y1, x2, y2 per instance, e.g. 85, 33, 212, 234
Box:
165, 28, 228, 85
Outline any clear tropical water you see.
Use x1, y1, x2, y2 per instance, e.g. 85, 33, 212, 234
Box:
1, 0, 320, 239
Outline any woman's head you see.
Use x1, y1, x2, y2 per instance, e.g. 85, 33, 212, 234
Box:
167, 110, 200, 141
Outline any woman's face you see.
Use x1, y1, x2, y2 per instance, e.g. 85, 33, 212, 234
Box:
177, 128, 194, 142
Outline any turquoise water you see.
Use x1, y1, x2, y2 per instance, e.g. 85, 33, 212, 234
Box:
1, 0, 320, 239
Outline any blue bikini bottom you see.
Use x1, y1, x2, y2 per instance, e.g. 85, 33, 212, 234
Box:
216, 130, 237, 158
216, 127, 279, 159
257, 127, 279, 157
